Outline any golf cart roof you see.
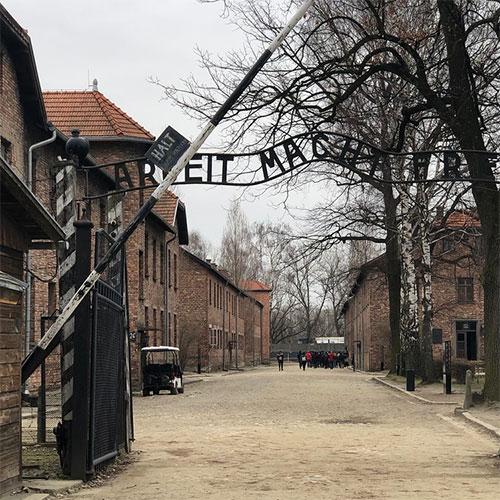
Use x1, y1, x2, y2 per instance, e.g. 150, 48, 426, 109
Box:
141, 346, 180, 352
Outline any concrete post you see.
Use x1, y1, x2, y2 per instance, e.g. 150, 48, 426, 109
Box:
464, 369, 473, 409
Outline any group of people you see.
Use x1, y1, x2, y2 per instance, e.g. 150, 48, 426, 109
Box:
275, 350, 350, 371
297, 350, 349, 370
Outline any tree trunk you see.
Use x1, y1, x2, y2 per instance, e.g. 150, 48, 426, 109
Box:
419, 201, 434, 382
382, 184, 401, 371
438, 0, 500, 400
399, 183, 419, 366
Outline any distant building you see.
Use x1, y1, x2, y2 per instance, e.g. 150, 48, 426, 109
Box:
178, 250, 271, 371
240, 280, 272, 364
342, 211, 484, 371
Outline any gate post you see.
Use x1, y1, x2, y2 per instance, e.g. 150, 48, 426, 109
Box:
71, 219, 93, 480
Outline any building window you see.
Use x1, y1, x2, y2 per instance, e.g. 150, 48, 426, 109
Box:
168, 312, 172, 345
153, 239, 157, 281
145, 306, 149, 331
160, 309, 165, 344
1, 137, 12, 164
209, 279, 212, 306
153, 308, 157, 345
160, 243, 165, 284
168, 249, 172, 288
457, 278, 474, 304
174, 253, 178, 289
144, 231, 149, 277
138, 250, 144, 300
174, 314, 178, 346
99, 199, 107, 229
48, 282, 57, 315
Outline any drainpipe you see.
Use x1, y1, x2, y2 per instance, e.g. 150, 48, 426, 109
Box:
164, 230, 176, 345
25, 126, 58, 361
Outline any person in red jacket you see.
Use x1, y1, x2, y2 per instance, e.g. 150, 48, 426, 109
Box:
327, 351, 335, 369
305, 351, 312, 368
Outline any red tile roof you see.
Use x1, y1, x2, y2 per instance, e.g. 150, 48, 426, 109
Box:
141, 186, 180, 225
154, 190, 179, 226
43, 90, 154, 140
241, 279, 272, 292
441, 211, 481, 229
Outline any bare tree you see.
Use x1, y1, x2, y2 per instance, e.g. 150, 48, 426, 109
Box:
285, 244, 328, 343
186, 230, 213, 260
318, 248, 352, 337
220, 199, 257, 284
160, 0, 500, 399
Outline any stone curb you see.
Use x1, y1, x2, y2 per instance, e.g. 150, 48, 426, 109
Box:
23, 479, 82, 495
372, 377, 460, 405
455, 408, 500, 440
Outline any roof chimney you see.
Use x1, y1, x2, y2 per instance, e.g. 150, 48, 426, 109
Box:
92, 78, 98, 92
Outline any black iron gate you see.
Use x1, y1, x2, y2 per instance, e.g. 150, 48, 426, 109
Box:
89, 229, 129, 469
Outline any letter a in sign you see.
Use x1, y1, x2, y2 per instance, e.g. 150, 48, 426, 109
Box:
145, 125, 191, 174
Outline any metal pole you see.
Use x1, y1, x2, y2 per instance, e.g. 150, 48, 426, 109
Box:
21, 0, 314, 383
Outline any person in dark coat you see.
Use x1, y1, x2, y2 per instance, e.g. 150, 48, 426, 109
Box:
277, 351, 284, 371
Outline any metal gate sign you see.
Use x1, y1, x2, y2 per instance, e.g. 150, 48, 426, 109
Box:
145, 125, 191, 173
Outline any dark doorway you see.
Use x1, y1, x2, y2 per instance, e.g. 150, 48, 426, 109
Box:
456, 321, 477, 361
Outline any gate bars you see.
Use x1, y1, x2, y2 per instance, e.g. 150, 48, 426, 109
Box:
21, 0, 315, 382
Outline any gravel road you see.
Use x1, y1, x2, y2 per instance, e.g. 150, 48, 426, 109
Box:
67, 365, 500, 499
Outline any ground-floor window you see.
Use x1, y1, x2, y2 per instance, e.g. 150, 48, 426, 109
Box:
456, 320, 477, 361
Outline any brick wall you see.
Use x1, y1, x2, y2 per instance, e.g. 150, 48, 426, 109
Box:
0, 46, 28, 180
242, 289, 271, 363
178, 249, 208, 369
88, 141, 184, 386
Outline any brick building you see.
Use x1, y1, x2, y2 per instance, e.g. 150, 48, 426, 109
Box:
342, 211, 484, 371
43, 87, 189, 386
178, 249, 271, 371
0, 4, 64, 493
240, 280, 272, 364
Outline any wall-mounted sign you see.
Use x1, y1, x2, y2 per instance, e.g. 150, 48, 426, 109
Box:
145, 126, 191, 174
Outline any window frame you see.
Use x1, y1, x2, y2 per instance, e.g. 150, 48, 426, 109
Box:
457, 277, 474, 304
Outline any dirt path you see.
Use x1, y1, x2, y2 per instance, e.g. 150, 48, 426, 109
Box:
66, 366, 500, 499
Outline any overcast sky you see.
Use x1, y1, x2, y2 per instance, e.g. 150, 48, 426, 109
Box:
4, 0, 314, 248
